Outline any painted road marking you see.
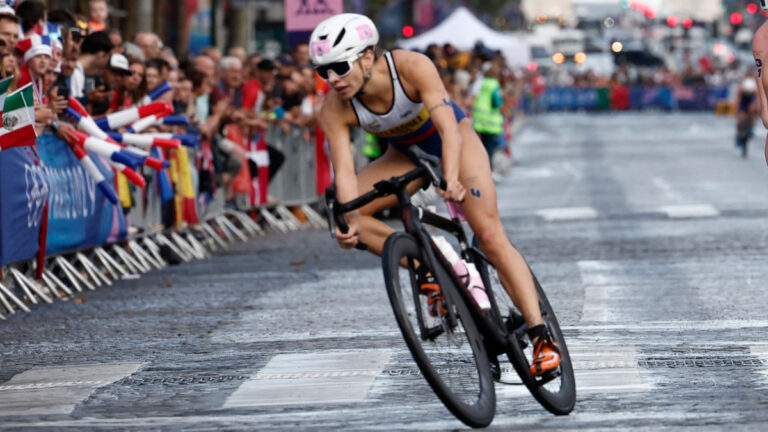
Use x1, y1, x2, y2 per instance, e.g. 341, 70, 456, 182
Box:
498, 346, 648, 398
659, 204, 719, 219
509, 167, 555, 179
563, 320, 768, 331
0, 409, 750, 429
536, 207, 598, 222
749, 345, 768, 387
578, 260, 629, 323
223, 351, 392, 408
0, 363, 143, 416
651, 177, 684, 202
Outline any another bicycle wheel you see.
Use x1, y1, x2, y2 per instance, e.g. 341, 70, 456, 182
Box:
383, 232, 495, 428
471, 238, 576, 415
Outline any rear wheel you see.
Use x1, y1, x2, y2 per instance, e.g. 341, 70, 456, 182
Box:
472, 237, 576, 415
383, 232, 495, 428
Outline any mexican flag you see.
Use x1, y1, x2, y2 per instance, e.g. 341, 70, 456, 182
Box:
0, 83, 37, 150
0, 75, 13, 109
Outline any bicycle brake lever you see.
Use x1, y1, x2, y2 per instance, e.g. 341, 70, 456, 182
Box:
423, 161, 447, 190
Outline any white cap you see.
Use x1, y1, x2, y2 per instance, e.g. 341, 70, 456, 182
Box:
0, 5, 14, 15
109, 53, 131, 74
24, 44, 52, 63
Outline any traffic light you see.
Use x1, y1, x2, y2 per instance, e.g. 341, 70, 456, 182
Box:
402, 25, 414, 38
666, 15, 678, 27
730, 12, 743, 26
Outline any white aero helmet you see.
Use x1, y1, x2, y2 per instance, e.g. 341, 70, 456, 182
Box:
309, 13, 379, 66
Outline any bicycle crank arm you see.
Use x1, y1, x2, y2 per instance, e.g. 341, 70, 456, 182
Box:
421, 324, 445, 341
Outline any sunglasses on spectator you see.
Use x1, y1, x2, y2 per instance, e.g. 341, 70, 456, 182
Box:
69, 27, 83, 41
314, 52, 364, 81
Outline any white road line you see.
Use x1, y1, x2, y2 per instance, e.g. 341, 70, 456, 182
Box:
578, 260, 620, 322
0, 409, 748, 429
651, 176, 683, 202
536, 207, 598, 222
223, 350, 392, 408
563, 320, 768, 331
0, 362, 143, 416
659, 204, 719, 219
498, 346, 649, 398
749, 346, 768, 387
508, 167, 555, 179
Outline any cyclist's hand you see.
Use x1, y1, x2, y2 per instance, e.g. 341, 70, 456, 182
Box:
335, 213, 361, 249
438, 178, 466, 203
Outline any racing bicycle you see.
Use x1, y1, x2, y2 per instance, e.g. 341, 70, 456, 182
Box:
324, 147, 576, 428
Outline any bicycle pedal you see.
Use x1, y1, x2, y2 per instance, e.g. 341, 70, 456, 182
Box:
536, 369, 561, 386
489, 358, 501, 382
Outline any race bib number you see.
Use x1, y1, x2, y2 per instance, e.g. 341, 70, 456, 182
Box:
756, 58, 763, 78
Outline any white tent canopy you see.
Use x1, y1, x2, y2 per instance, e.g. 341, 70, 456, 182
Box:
396, 7, 531, 68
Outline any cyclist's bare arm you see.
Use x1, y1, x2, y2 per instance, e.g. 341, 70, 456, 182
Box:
395, 51, 465, 202
318, 91, 361, 246
753, 23, 768, 129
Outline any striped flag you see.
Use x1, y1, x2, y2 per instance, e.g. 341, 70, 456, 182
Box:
0, 84, 36, 150
174, 146, 198, 226
0, 75, 13, 108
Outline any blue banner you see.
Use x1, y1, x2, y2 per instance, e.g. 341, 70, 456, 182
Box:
630, 86, 674, 110
36, 134, 127, 255
0, 147, 48, 266
543, 88, 598, 111
540, 86, 728, 112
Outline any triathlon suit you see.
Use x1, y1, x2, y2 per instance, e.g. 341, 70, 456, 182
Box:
739, 90, 756, 113
350, 51, 466, 164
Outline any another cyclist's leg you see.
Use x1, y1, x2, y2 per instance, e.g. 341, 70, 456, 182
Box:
455, 119, 560, 375
356, 146, 424, 257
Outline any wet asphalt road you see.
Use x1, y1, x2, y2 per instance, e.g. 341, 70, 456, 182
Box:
2, 112, 768, 430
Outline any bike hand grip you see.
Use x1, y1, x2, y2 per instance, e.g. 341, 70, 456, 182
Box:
325, 185, 350, 234
336, 212, 349, 234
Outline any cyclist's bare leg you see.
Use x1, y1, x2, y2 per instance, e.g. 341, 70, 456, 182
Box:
355, 146, 424, 256
455, 119, 544, 328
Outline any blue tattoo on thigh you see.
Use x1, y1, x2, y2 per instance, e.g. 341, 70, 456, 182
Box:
470, 188, 482, 198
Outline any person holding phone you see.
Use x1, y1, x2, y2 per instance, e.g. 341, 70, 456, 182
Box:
70, 30, 113, 107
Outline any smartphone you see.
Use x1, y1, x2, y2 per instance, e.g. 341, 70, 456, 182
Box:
48, 79, 70, 99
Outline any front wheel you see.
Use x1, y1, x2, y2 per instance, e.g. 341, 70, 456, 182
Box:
383, 232, 496, 428
471, 237, 576, 415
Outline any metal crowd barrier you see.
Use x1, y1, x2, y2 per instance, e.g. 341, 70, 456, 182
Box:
0, 206, 267, 320
0, 125, 335, 319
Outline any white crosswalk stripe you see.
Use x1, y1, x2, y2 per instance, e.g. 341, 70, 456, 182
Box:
0, 363, 143, 416
536, 207, 598, 222
658, 204, 719, 218
223, 351, 392, 408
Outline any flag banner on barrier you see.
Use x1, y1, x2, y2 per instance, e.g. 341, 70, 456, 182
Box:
540, 86, 726, 112
0, 84, 37, 150
35, 133, 127, 255
0, 146, 48, 266
0, 75, 13, 107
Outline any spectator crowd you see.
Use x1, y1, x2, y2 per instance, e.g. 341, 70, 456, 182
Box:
1, 0, 752, 216
0, 0, 332, 221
